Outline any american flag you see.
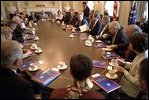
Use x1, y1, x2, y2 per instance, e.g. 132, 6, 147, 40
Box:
113, 1, 118, 21
128, 2, 137, 25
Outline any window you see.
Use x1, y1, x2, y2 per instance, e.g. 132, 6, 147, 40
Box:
143, 2, 148, 21
87, 1, 94, 10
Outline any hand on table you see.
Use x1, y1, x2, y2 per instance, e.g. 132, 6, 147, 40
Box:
107, 45, 117, 50
114, 66, 125, 73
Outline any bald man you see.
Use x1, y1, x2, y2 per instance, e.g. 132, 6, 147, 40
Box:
124, 24, 143, 62
1, 40, 34, 99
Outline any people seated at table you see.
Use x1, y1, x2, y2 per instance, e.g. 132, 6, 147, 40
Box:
1, 21, 33, 59
89, 10, 94, 20
136, 16, 147, 33
123, 24, 143, 62
12, 12, 24, 26
61, 11, 70, 25
69, 9, 79, 26
28, 11, 38, 23
143, 20, 148, 34
97, 21, 127, 57
73, 13, 88, 31
2, 20, 24, 43
1, 21, 16, 40
95, 11, 101, 21
49, 54, 105, 99
100, 15, 111, 33
1, 40, 34, 99
139, 58, 148, 98
114, 33, 148, 98
88, 13, 102, 36
55, 10, 63, 22
40, 10, 49, 21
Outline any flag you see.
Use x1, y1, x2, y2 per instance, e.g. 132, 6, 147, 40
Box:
128, 2, 137, 25
113, 1, 118, 21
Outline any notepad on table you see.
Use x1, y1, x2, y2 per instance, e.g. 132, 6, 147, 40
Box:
31, 69, 60, 86
92, 74, 121, 93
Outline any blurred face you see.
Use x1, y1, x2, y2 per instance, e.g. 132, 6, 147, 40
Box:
108, 25, 118, 34
31, 12, 34, 16
102, 19, 107, 26
82, 3, 86, 8
140, 18, 145, 23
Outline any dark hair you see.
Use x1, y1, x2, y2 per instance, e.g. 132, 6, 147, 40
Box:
139, 58, 148, 89
128, 33, 148, 52
82, 2, 87, 5
19, 12, 24, 15
70, 54, 93, 81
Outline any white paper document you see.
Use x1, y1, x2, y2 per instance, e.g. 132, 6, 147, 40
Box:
79, 24, 88, 32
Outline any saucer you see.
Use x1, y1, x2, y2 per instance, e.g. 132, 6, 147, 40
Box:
30, 46, 38, 50
95, 40, 102, 43
51, 68, 59, 72
105, 73, 117, 79
34, 37, 39, 40
35, 49, 43, 53
28, 63, 39, 71
102, 48, 112, 51
57, 65, 67, 70
69, 34, 74, 38
85, 42, 92, 47
109, 62, 118, 67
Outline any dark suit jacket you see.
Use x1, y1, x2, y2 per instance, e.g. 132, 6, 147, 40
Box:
83, 6, 90, 18
12, 26, 25, 43
136, 22, 148, 34
49, 88, 105, 99
99, 26, 127, 57
74, 19, 89, 31
61, 13, 70, 24
112, 28, 128, 57
1, 68, 34, 99
69, 15, 79, 26
89, 20, 102, 36
28, 15, 38, 22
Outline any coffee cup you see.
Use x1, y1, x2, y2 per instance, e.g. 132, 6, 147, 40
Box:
37, 47, 42, 52
59, 62, 65, 68
108, 69, 117, 77
34, 23, 37, 26
111, 59, 118, 66
35, 36, 39, 40
85, 40, 92, 46
31, 43, 37, 48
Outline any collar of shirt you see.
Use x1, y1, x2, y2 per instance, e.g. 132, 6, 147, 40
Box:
11, 69, 17, 74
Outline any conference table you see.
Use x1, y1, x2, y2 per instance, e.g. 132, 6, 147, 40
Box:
22, 20, 121, 90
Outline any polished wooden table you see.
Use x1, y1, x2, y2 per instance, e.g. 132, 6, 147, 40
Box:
23, 21, 118, 90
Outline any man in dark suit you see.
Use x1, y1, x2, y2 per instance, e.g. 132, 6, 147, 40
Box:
98, 21, 127, 57
61, 11, 70, 25
74, 13, 88, 31
1, 40, 34, 99
82, 2, 90, 23
28, 11, 38, 22
88, 13, 102, 36
69, 9, 79, 26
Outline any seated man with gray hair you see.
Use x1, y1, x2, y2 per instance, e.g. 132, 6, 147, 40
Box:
98, 21, 127, 57
1, 40, 34, 99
